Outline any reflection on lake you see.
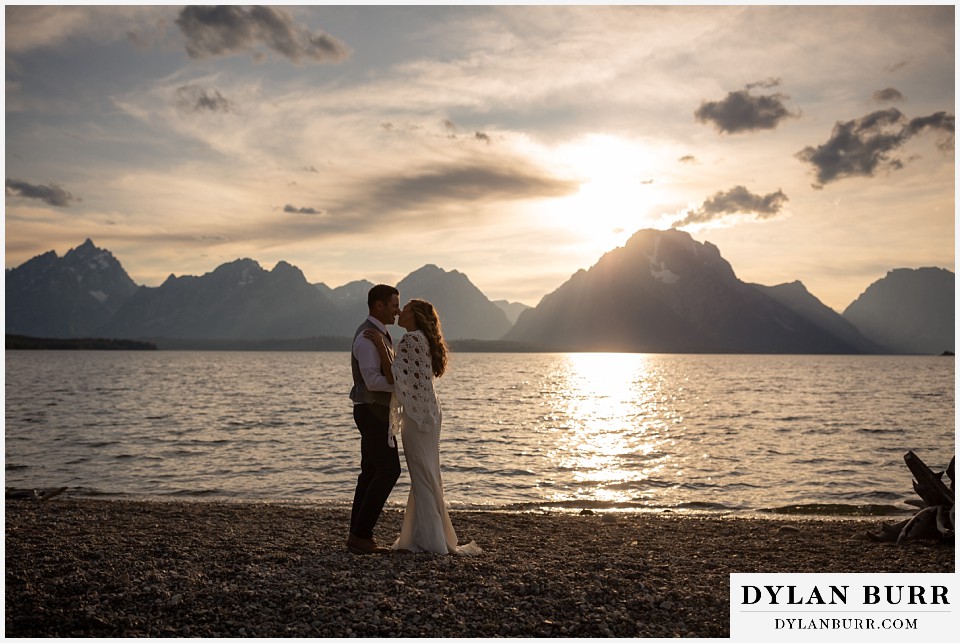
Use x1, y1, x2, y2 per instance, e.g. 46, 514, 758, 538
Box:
5, 351, 954, 515
547, 354, 676, 506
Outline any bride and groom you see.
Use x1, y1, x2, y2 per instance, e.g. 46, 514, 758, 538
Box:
347, 284, 480, 556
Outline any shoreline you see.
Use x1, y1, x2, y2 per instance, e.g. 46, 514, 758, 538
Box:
3, 487, 922, 519
6, 498, 953, 638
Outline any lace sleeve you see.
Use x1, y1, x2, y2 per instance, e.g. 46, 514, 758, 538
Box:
390, 331, 441, 432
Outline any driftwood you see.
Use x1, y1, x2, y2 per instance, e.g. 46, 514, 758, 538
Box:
868, 451, 955, 544
5, 486, 68, 501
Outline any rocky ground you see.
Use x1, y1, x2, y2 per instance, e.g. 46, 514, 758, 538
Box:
5, 499, 953, 637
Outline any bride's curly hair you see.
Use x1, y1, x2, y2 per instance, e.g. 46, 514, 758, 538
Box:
409, 299, 448, 378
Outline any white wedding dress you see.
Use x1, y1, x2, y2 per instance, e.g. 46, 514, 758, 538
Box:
389, 330, 481, 556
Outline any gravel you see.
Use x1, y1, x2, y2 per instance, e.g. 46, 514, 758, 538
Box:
5, 499, 953, 637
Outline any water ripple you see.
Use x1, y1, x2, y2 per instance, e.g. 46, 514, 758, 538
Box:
5, 351, 954, 515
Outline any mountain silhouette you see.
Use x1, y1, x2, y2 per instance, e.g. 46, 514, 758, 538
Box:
493, 300, 531, 325
6, 241, 516, 342
6, 239, 138, 338
751, 281, 885, 353
317, 279, 376, 311
843, 268, 955, 354
5, 236, 953, 352
314, 279, 374, 330
505, 229, 874, 353
101, 258, 346, 340
396, 265, 512, 340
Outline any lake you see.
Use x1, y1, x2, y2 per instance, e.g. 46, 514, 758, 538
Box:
4, 351, 954, 516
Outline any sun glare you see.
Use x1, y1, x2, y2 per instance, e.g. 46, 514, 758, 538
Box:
539, 134, 666, 252
546, 353, 675, 507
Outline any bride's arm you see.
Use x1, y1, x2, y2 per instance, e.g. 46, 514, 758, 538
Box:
392, 332, 432, 393
401, 333, 439, 431
390, 332, 419, 387
362, 329, 394, 385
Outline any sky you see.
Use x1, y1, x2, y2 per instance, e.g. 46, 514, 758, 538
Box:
4, 3, 955, 312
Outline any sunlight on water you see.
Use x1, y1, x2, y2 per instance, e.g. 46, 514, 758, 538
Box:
546, 353, 676, 507
5, 351, 954, 515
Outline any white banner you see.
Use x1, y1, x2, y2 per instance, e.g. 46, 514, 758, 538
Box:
731, 573, 957, 640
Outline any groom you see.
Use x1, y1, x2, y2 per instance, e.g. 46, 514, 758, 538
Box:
347, 284, 402, 555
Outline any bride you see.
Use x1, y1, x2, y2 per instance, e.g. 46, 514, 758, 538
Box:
364, 299, 481, 555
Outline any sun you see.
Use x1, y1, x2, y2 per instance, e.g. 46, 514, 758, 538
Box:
535, 134, 669, 252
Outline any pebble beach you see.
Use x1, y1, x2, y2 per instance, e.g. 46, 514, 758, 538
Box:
5, 499, 953, 638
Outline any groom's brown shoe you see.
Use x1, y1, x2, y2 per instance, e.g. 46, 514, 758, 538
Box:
346, 534, 390, 555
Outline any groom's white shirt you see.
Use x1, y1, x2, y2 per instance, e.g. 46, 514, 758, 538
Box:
352, 315, 394, 396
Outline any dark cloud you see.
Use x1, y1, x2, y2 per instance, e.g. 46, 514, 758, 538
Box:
175, 5, 350, 64
745, 77, 782, 90
284, 204, 323, 215
678, 154, 697, 164
176, 85, 235, 113
694, 80, 798, 134
439, 120, 491, 144
5, 178, 77, 207
873, 87, 904, 103
367, 159, 578, 212
885, 60, 909, 73
796, 108, 954, 187
244, 157, 580, 244
672, 185, 787, 228
906, 111, 955, 146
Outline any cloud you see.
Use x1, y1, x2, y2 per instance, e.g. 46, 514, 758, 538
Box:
885, 60, 909, 73
5, 5, 172, 54
873, 87, 904, 103
365, 159, 578, 212
5, 179, 78, 207
284, 204, 323, 215
175, 5, 350, 64
236, 154, 581, 248
175, 85, 235, 114
439, 120, 491, 144
126, 16, 170, 50
795, 108, 955, 187
694, 80, 798, 134
678, 154, 697, 164
672, 185, 788, 228
906, 111, 955, 147
745, 77, 782, 90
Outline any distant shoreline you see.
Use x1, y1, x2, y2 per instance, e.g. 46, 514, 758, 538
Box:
4, 334, 158, 350
5, 334, 953, 355
4, 334, 546, 352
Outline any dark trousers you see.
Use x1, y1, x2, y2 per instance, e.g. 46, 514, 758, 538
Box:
350, 403, 401, 540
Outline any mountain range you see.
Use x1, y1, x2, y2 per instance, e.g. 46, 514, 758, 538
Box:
506, 229, 883, 353
5, 233, 954, 354
5, 240, 138, 338
99, 258, 346, 340
842, 267, 955, 355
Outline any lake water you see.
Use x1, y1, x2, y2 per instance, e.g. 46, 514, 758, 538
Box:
4, 351, 954, 516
